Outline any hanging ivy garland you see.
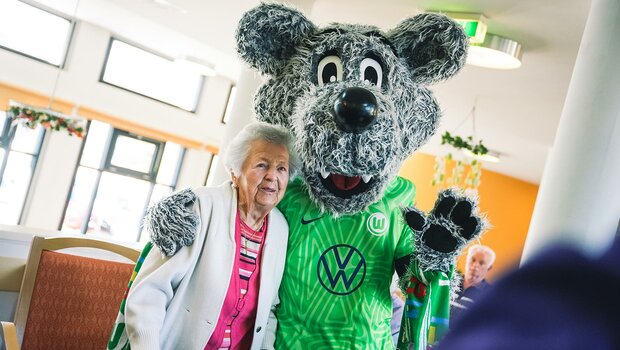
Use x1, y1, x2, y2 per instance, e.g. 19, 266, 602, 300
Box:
432, 131, 488, 189
8, 103, 86, 138
441, 131, 489, 156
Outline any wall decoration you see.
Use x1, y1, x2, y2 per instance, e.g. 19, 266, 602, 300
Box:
433, 103, 496, 189
8, 101, 86, 138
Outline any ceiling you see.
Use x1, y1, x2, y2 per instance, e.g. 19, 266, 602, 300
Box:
30, 0, 594, 184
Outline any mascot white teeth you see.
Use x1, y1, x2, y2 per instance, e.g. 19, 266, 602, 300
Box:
131, 3, 488, 350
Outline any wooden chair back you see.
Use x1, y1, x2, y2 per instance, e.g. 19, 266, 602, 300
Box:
12, 236, 140, 350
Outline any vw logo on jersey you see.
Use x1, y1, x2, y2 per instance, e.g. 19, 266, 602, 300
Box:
367, 212, 388, 236
317, 244, 366, 295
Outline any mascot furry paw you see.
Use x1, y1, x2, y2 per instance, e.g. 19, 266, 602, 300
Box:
236, 3, 486, 349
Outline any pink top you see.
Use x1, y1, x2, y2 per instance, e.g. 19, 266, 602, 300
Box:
205, 210, 268, 350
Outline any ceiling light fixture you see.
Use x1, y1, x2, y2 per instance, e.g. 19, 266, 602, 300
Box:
467, 33, 523, 70
462, 149, 501, 163
444, 12, 488, 44
175, 56, 217, 76
438, 11, 523, 70
151, 0, 188, 14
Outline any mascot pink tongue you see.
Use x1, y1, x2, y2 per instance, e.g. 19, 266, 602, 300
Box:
330, 174, 361, 191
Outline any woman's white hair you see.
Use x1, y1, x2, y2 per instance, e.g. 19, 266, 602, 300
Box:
223, 121, 300, 178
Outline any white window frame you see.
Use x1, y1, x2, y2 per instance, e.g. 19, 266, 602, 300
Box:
0, 1, 75, 67
99, 38, 205, 113
61, 121, 185, 241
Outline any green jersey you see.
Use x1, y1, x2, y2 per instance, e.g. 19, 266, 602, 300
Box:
275, 177, 415, 349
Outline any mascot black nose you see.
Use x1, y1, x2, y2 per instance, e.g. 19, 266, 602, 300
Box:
333, 87, 378, 133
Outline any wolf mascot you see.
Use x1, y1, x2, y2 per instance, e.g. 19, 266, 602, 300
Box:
108, 3, 486, 350
234, 4, 486, 349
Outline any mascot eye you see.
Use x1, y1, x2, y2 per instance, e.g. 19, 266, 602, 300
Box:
360, 57, 382, 88
317, 55, 343, 86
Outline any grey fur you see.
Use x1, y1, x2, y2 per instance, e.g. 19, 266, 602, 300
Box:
236, 2, 316, 76
387, 13, 468, 85
438, 187, 489, 240
450, 270, 463, 302
237, 3, 467, 215
405, 187, 489, 273
145, 188, 199, 256
235, 7, 483, 345
413, 217, 462, 272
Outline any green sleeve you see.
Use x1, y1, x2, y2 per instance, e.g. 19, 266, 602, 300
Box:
394, 177, 416, 259
395, 224, 415, 259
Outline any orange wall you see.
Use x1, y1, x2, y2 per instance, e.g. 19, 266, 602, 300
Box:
399, 153, 539, 281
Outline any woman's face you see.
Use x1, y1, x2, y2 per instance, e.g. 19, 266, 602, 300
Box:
233, 139, 290, 213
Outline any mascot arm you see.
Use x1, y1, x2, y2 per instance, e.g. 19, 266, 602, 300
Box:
108, 189, 200, 350
396, 188, 487, 349
124, 236, 200, 350
146, 188, 200, 256
395, 254, 412, 278
403, 187, 486, 273
120, 189, 202, 349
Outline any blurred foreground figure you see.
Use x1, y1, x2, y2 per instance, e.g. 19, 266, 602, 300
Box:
437, 238, 620, 350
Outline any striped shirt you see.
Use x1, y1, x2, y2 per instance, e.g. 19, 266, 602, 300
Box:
205, 211, 267, 350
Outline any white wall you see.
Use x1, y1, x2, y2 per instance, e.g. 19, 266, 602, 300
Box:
176, 149, 215, 190
21, 131, 83, 229
0, 20, 234, 231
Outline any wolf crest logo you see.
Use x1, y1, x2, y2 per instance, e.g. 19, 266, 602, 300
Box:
367, 212, 388, 236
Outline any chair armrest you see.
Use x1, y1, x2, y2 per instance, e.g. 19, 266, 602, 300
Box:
1, 321, 19, 350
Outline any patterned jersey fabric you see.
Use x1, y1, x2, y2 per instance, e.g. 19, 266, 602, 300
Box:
107, 242, 153, 350
274, 177, 415, 349
397, 260, 453, 350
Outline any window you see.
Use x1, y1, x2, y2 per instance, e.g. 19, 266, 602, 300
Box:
0, 0, 73, 67
205, 154, 220, 187
221, 85, 237, 124
61, 120, 185, 243
100, 39, 204, 112
0, 111, 45, 224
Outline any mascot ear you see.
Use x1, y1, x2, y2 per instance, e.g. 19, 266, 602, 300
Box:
236, 3, 316, 76
387, 13, 468, 85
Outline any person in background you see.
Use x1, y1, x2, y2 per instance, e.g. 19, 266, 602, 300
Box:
107, 122, 298, 350
451, 244, 495, 322
437, 237, 620, 350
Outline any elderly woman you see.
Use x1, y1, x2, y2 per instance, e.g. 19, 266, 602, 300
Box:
107, 122, 298, 350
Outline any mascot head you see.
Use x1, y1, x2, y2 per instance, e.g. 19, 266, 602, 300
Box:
236, 3, 467, 215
